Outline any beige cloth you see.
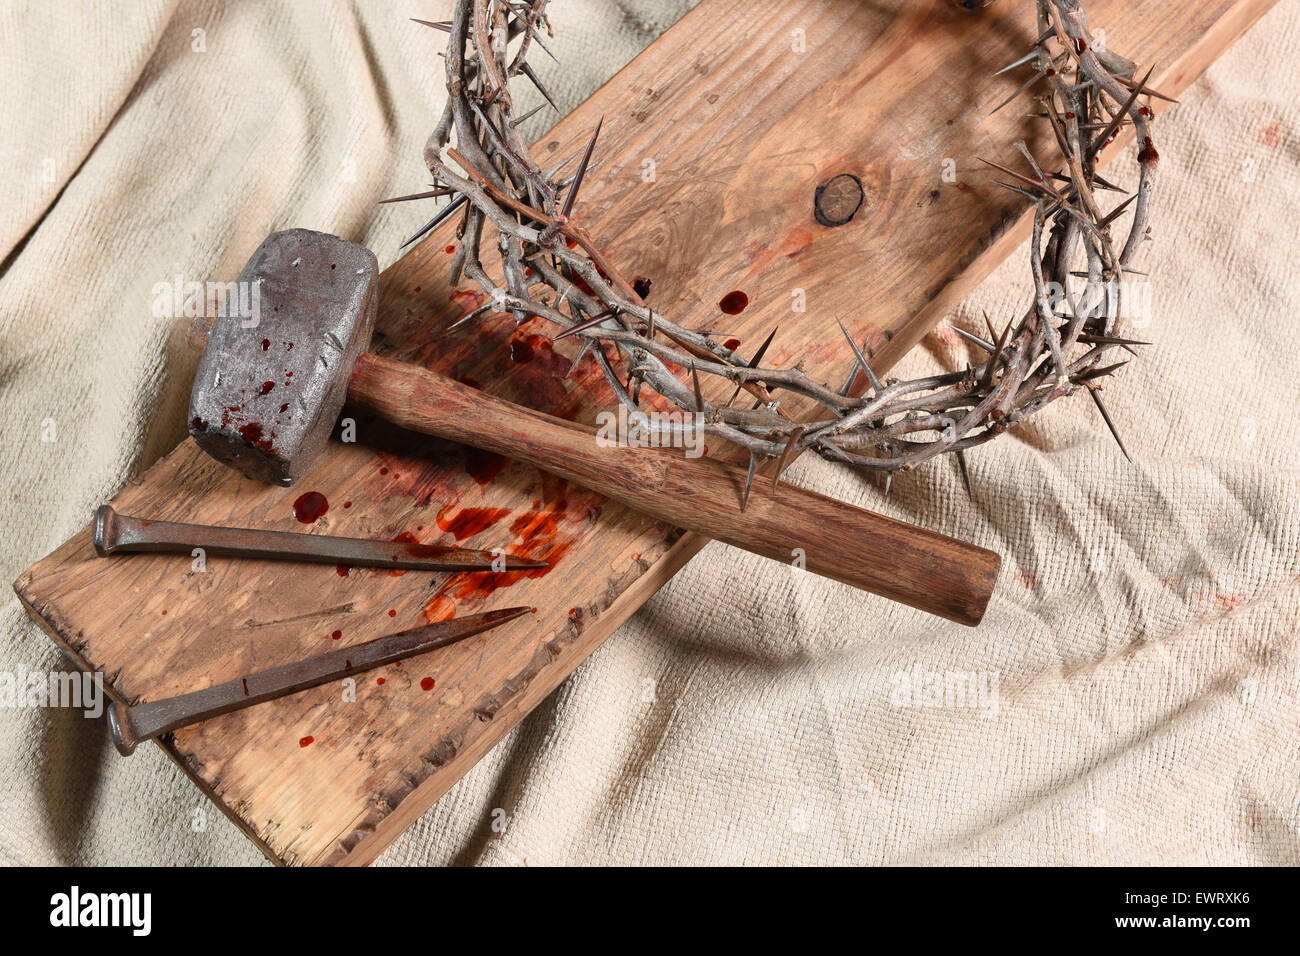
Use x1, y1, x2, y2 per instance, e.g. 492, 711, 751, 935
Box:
1, 0, 1297, 866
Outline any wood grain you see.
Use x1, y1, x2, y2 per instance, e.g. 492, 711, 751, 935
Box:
13, 0, 1276, 866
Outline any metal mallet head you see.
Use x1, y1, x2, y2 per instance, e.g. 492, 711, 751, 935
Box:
188, 229, 378, 486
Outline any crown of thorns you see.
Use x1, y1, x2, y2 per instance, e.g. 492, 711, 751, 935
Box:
395, 0, 1159, 503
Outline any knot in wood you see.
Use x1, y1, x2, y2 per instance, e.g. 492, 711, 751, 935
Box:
813, 174, 864, 227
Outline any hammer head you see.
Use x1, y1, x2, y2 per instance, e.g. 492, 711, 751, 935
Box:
188, 229, 378, 485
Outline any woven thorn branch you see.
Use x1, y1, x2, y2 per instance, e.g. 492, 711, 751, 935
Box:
395, 0, 1162, 505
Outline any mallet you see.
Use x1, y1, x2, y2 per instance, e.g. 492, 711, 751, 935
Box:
189, 229, 1000, 625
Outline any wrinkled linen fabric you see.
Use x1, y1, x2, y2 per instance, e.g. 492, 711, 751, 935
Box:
0, 0, 1296, 866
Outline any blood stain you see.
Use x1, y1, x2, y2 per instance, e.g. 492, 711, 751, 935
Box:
293, 491, 329, 523
258, 381, 275, 396
718, 290, 748, 314
723, 338, 741, 351
299, 736, 314, 748
633, 276, 653, 298
379, 467, 389, 475
376, 677, 385, 685
436, 505, 511, 541
332, 630, 342, 640
421, 677, 436, 691
261, 339, 270, 350
238, 422, 274, 451
343, 501, 352, 508
1138, 137, 1159, 166
388, 609, 397, 617
337, 565, 350, 576
445, 244, 456, 254
422, 594, 456, 623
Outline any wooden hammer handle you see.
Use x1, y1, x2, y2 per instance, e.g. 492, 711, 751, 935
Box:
348, 353, 1000, 625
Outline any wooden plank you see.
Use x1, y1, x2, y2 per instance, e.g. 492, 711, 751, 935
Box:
14, 0, 1276, 866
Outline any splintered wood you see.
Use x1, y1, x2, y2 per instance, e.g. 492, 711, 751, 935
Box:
14, 0, 1275, 865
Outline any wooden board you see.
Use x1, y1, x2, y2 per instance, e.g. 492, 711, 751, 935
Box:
14, 0, 1275, 866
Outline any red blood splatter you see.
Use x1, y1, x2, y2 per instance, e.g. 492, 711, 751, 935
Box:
332, 630, 342, 640
190, 416, 207, 431
388, 609, 397, 617
343, 501, 352, 508
421, 677, 436, 691
718, 290, 748, 314
379, 467, 389, 475
413, 287, 421, 293
568, 607, 583, 622
299, 736, 314, 748
238, 422, 274, 450
422, 594, 455, 623
261, 339, 271, 350
337, 565, 350, 576
279, 403, 288, 413
633, 276, 652, 298
161, 609, 167, 615
445, 244, 456, 254
1138, 137, 1159, 166
723, 338, 741, 351
436, 505, 511, 541
1075, 38, 1087, 53
1139, 106, 1153, 118
258, 381, 275, 396
376, 677, 385, 685
293, 491, 329, 523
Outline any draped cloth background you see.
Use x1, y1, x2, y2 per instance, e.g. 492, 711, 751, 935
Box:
1, 0, 1296, 865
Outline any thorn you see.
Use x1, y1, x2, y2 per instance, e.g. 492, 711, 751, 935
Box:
378, 187, 453, 205
564, 338, 592, 378
444, 299, 495, 333
989, 69, 1045, 116
1089, 388, 1132, 462
645, 309, 655, 342
1088, 65, 1154, 161
561, 117, 603, 220
953, 327, 995, 353
690, 362, 706, 412
552, 307, 615, 341
508, 102, 547, 129
771, 426, 806, 490
400, 195, 467, 248
1098, 194, 1138, 228
1077, 332, 1151, 347
1116, 68, 1178, 103
882, 472, 892, 498
955, 449, 974, 500
835, 317, 882, 393
520, 62, 561, 113
748, 325, 779, 369
411, 18, 451, 32
993, 50, 1040, 77
725, 325, 778, 407
741, 452, 758, 511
